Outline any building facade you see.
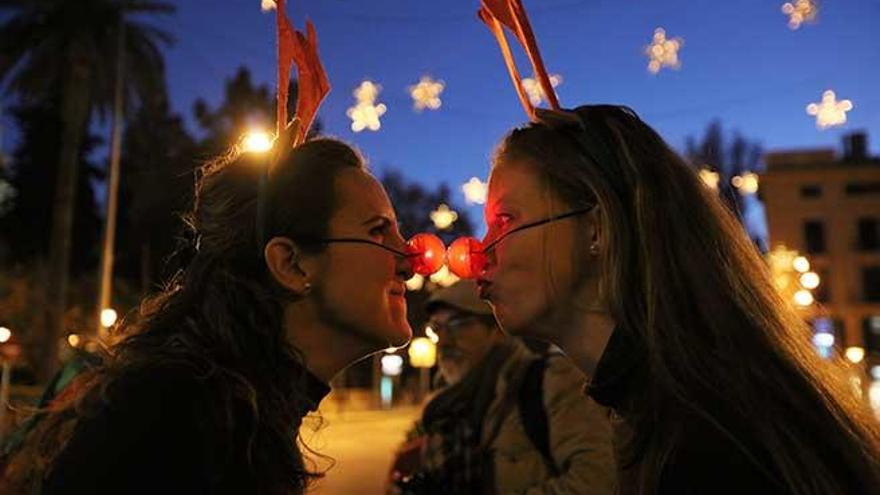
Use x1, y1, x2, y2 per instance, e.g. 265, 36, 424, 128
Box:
760, 132, 880, 373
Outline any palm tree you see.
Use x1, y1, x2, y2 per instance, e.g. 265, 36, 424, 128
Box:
0, 0, 174, 379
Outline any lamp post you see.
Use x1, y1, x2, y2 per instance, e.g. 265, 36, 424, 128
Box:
408, 337, 437, 402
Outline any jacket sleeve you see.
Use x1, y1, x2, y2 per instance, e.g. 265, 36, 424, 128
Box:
521, 357, 617, 495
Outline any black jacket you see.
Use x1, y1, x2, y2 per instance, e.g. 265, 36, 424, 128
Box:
41, 364, 329, 495
587, 329, 786, 494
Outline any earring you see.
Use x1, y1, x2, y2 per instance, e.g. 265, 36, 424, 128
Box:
589, 243, 600, 256
302, 282, 313, 295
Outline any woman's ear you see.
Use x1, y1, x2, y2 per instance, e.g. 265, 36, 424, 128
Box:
264, 237, 313, 296
586, 206, 603, 255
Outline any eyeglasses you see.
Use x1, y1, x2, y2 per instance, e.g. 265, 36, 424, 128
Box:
426, 315, 482, 335
446, 206, 595, 279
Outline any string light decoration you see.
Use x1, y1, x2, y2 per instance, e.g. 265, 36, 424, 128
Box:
699, 169, 720, 190
522, 74, 562, 106
429, 265, 460, 288
782, 0, 818, 30
645, 28, 683, 74
807, 90, 853, 130
767, 245, 820, 308
731, 172, 760, 195
347, 80, 387, 132
409, 76, 445, 111
261, 0, 276, 11
462, 177, 489, 205
430, 204, 459, 230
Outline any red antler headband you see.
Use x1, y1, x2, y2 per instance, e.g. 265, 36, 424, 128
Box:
275, 0, 330, 145
478, 0, 560, 120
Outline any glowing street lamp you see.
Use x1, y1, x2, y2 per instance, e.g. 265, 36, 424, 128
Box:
408, 337, 437, 369
241, 130, 273, 153
101, 308, 118, 329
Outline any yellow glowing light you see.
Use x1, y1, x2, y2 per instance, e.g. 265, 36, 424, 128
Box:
409, 76, 445, 111
731, 172, 759, 195
100, 308, 118, 328
462, 177, 488, 205
807, 90, 853, 130
430, 204, 458, 230
645, 28, 683, 74
430, 265, 460, 288
241, 130, 273, 153
699, 169, 720, 190
794, 289, 814, 307
0, 326, 11, 343
782, 0, 818, 30
260, 0, 276, 11
405, 274, 425, 292
408, 337, 437, 368
67, 334, 81, 348
521, 74, 563, 106
347, 80, 387, 132
800, 271, 820, 290
793, 256, 810, 273
425, 326, 440, 344
846, 346, 866, 364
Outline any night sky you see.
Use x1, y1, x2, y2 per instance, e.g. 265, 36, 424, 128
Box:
7, 0, 880, 231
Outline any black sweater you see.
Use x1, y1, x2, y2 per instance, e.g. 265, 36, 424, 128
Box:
41, 364, 330, 495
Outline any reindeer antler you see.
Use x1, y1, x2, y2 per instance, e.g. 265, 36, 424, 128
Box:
478, 0, 560, 120
275, 0, 330, 146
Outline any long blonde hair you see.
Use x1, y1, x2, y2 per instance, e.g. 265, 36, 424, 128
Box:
496, 105, 880, 494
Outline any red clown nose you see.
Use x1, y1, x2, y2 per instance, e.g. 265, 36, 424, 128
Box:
406, 233, 447, 276
447, 237, 487, 279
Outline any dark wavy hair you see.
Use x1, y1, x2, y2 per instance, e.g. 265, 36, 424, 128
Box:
495, 105, 880, 495
3, 138, 365, 494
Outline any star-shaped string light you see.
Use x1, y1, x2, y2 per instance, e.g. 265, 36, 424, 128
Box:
521, 74, 562, 106
409, 76, 445, 112
430, 204, 458, 230
645, 28, 683, 74
782, 0, 818, 30
806, 90, 853, 130
462, 177, 489, 205
347, 80, 388, 132
732, 172, 760, 195
699, 169, 720, 190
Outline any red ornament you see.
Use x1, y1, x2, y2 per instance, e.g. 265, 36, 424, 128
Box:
406, 233, 447, 276
447, 237, 487, 279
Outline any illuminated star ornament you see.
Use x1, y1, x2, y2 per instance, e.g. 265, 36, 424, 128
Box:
409, 76, 445, 111
782, 0, 818, 30
347, 80, 387, 132
732, 172, 760, 195
462, 177, 488, 205
807, 90, 853, 130
645, 28, 683, 74
430, 204, 459, 230
522, 74, 562, 106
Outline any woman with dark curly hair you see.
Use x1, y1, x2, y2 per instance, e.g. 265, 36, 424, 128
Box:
2, 137, 415, 495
